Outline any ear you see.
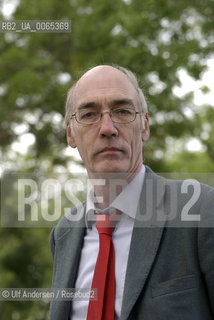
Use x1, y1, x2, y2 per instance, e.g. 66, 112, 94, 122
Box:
66, 121, 77, 148
142, 112, 150, 142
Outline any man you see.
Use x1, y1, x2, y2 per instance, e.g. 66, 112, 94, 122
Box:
50, 65, 214, 319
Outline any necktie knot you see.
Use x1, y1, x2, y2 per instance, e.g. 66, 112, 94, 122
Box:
96, 214, 114, 236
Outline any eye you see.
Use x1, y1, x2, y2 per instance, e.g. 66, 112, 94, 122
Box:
80, 111, 98, 120
114, 108, 133, 116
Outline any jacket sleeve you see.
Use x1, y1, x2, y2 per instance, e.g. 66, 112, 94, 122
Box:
198, 187, 214, 316
49, 228, 56, 260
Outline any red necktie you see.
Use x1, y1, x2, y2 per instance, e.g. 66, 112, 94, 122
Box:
87, 214, 115, 320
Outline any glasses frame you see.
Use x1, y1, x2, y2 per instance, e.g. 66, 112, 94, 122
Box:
71, 108, 142, 125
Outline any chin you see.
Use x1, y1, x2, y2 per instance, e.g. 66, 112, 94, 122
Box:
94, 162, 127, 175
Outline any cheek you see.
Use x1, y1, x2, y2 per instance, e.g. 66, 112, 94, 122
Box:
130, 127, 142, 147
129, 135, 143, 159
78, 142, 92, 163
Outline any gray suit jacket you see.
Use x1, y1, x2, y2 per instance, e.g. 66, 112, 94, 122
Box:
49, 167, 214, 319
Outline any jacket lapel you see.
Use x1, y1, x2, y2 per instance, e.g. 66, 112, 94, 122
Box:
120, 167, 166, 320
50, 204, 86, 320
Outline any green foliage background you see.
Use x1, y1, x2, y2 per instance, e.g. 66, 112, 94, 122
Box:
0, 0, 214, 318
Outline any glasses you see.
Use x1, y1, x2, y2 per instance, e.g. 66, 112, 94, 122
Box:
71, 107, 142, 125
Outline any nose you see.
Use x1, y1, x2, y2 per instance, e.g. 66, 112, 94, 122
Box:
99, 111, 118, 137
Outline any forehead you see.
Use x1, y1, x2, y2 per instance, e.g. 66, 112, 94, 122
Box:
73, 66, 138, 110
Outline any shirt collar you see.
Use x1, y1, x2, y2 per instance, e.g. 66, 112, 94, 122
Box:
85, 165, 145, 228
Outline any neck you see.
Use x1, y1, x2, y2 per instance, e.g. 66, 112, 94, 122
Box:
88, 168, 141, 209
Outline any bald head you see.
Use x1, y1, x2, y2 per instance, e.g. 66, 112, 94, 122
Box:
74, 66, 130, 97
65, 65, 147, 124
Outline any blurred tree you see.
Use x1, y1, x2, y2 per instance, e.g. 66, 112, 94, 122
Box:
0, 0, 214, 318
0, 0, 213, 171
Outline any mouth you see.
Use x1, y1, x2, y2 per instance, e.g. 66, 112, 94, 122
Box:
97, 147, 123, 156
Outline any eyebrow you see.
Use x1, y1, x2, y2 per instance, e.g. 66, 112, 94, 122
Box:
77, 102, 98, 111
77, 99, 135, 111
110, 99, 135, 108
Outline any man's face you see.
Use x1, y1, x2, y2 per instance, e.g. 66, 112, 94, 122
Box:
67, 66, 149, 180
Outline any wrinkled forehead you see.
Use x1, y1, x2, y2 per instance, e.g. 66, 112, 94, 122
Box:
73, 67, 138, 110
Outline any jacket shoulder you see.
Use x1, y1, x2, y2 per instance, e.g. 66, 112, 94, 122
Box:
50, 201, 86, 242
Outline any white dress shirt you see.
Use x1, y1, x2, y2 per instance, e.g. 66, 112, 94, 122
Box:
71, 165, 145, 320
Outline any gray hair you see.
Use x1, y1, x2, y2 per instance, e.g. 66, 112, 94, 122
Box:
65, 65, 148, 125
